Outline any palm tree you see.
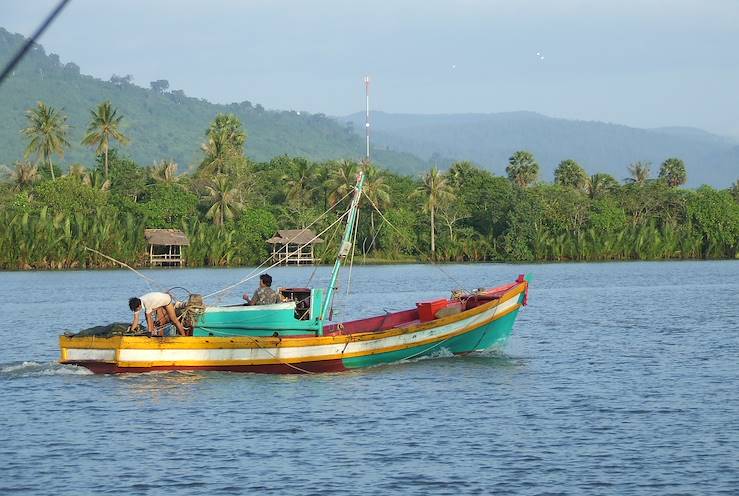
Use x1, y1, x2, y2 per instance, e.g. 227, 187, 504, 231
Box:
361, 163, 391, 210
506, 151, 539, 187
11, 161, 41, 190
199, 114, 246, 176
360, 163, 391, 250
204, 174, 243, 226
554, 159, 588, 190
150, 160, 178, 183
282, 159, 316, 210
22, 101, 70, 181
414, 167, 455, 257
326, 159, 358, 206
67, 164, 88, 180
81, 101, 130, 179
586, 173, 619, 199
731, 179, 739, 202
626, 161, 651, 185
658, 158, 687, 187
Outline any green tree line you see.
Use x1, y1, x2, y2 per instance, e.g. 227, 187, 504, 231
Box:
1, 102, 738, 269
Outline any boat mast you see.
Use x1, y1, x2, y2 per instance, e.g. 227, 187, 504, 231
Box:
318, 171, 365, 331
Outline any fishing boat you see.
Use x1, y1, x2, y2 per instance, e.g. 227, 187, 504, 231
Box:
59, 172, 529, 374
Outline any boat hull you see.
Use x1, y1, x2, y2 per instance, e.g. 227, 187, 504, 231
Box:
59, 281, 527, 374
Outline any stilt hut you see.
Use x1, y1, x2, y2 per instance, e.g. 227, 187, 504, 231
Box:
267, 229, 323, 265
144, 229, 189, 267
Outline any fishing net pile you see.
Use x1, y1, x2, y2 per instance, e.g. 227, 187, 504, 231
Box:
64, 323, 147, 338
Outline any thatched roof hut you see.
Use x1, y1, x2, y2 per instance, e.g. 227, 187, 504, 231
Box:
144, 229, 189, 266
267, 229, 323, 265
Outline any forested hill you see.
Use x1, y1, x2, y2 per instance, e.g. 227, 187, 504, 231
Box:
0, 28, 426, 173
340, 112, 739, 187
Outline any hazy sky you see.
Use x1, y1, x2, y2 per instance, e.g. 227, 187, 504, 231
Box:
4, 0, 739, 136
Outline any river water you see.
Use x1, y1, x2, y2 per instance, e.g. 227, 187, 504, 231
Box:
1, 261, 738, 495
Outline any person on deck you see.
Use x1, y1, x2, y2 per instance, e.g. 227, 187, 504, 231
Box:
129, 292, 187, 336
243, 274, 279, 306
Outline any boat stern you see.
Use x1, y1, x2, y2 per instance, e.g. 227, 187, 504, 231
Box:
59, 334, 120, 371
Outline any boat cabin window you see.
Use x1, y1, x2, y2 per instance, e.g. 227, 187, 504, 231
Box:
280, 288, 312, 320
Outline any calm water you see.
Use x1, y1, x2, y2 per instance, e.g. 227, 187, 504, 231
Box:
1, 261, 738, 495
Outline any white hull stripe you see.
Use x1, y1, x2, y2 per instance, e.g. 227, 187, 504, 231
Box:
65, 348, 116, 361
66, 296, 519, 364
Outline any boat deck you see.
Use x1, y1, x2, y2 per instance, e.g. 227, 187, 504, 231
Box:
322, 282, 515, 336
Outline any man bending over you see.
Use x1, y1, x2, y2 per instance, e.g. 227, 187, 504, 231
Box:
129, 292, 187, 336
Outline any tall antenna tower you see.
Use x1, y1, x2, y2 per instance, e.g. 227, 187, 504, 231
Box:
364, 75, 370, 164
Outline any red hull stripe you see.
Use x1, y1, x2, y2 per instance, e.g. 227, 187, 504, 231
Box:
74, 359, 347, 375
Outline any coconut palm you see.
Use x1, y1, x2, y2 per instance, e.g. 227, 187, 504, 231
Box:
11, 161, 41, 190
199, 114, 246, 176
658, 158, 687, 187
150, 160, 179, 183
204, 174, 243, 226
326, 159, 358, 206
282, 159, 316, 210
361, 163, 391, 210
360, 163, 391, 251
22, 101, 70, 181
414, 167, 455, 257
626, 161, 651, 185
506, 151, 539, 187
81, 101, 130, 179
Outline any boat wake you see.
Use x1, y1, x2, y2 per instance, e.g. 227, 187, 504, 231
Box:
398, 346, 519, 370
0, 361, 93, 378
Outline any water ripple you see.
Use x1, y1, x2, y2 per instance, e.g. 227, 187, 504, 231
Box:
1, 261, 738, 495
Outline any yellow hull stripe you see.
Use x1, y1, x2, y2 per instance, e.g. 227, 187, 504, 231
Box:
110, 304, 521, 368
60, 283, 526, 368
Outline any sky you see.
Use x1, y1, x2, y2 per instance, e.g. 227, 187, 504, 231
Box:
3, 0, 739, 137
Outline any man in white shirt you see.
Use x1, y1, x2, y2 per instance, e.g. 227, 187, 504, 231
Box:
129, 292, 187, 336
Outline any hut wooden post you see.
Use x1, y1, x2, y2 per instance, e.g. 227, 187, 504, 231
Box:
144, 229, 190, 267
266, 229, 324, 265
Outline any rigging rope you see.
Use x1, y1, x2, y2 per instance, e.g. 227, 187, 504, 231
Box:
0, 0, 71, 87
203, 189, 354, 301
345, 205, 360, 295
84, 246, 162, 290
203, 208, 351, 300
306, 215, 343, 286
194, 325, 316, 374
360, 191, 472, 294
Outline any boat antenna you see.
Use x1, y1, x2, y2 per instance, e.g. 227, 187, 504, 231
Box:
346, 75, 369, 295
0, 0, 72, 87
364, 75, 370, 164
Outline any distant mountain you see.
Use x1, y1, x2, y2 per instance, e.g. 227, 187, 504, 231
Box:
340, 111, 739, 187
3, 26, 735, 186
0, 27, 427, 173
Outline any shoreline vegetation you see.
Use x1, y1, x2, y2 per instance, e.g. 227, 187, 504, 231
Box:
1, 102, 738, 271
